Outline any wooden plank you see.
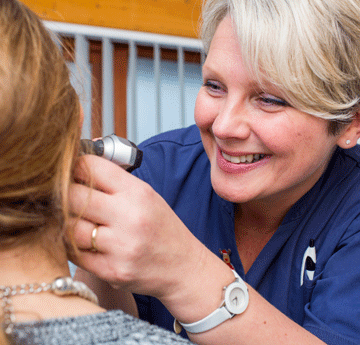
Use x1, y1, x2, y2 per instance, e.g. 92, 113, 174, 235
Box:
89, 40, 103, 139
21, 0, 202, 38
114, 44, 129, 139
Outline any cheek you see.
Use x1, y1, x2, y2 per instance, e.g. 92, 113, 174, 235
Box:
253, 117, 296, 155
259, 110, 320, 155
264, 119, 330, 162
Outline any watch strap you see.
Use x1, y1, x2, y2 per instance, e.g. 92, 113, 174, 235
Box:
174, 270, 248, 334
178, 303, 232, 333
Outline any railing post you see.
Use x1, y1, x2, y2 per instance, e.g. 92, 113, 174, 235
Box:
177, 46, 186, 128
102, 37, 115, 136
128, 41, 138, 143
75, 34, 91, 139
154, 43, 162, 135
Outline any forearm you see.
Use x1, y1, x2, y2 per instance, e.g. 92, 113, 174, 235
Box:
160, 251, 325, 345
189, 287, 325, 345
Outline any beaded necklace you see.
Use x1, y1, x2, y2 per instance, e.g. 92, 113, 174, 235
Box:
0, 276, 98, 335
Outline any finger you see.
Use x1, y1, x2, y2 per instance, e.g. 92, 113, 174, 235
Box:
69, 238, 130, 288
70, 248, 112, 281
74, 155, 137, 194
69, 182, 136, 226
67, 217, 100, 251
69, 183, 105, 220
69, 214, 126, 253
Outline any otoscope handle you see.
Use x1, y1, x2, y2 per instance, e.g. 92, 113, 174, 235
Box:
80, 134, 143, 172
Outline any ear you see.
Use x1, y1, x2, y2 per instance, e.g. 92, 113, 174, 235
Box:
337, 112, 360, 149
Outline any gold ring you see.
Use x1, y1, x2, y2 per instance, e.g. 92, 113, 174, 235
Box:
90, 226, 99, 252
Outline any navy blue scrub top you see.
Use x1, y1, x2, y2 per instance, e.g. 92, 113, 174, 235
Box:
132, 125, 360, 345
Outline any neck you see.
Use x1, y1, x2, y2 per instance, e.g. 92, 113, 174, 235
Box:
234, 202, 286, 275
0, 229, 70, 286
0, 228, 105, 327
235, 200, 289, 234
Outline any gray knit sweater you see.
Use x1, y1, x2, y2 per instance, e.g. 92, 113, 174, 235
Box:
10, 310, 193, 345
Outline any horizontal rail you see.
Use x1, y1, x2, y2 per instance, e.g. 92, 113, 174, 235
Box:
44, 21, 204, 51
45, 21, 203, 143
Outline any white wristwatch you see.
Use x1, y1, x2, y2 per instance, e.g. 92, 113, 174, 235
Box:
174, 270, 249, 334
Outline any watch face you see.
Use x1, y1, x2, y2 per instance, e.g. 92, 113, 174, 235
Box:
225, 282, 249, 314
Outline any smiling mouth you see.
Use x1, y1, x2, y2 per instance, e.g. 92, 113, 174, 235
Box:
221, 152, 266, 164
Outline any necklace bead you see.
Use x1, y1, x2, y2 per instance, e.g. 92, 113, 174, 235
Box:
1, 276, 98, 335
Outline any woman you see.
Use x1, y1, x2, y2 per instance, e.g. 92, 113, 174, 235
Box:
0, 1, 195, 344
71, 0, 360, 344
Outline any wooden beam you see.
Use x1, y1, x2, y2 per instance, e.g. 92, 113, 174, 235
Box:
114, 44, 129, 139
21, 0, 202, 38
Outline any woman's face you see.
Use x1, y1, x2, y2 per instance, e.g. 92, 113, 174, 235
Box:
195, 16, 344, 207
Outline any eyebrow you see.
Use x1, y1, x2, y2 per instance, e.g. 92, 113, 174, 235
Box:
202, 63, 263, 92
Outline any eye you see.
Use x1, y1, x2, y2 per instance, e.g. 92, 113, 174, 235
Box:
256, 93, 289, 111
203, 80, 226, 95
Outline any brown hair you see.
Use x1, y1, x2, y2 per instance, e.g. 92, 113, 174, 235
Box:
0, 0, 82, 340
0, 0, 81, 247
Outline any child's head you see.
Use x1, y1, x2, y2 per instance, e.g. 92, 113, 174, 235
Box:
0, 0, 81, 247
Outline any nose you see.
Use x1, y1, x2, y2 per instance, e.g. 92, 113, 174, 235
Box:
212, 97, 251, 141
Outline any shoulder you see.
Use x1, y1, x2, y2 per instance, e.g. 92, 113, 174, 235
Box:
342, 144, 360, 162
316, 146, 360, 236
138, 124, 203, 149
104, 311, 194, 344
303, 146, 360, 268
320, 145, 360, 197
133, 125, 210, 197
331, 146, 360, 207
136, 125, 206, 173
11, 310, 194, 345
334, 145, 360, 170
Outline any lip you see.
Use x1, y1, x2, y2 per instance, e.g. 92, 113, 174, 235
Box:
216, 147, 271, 174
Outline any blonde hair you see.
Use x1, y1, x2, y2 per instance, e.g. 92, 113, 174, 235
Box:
0, 0, 81, 246
201, 0, 360, 133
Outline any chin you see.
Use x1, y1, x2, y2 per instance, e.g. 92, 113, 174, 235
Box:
211, 179, 253, 204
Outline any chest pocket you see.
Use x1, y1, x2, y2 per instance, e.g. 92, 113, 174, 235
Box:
301, 270, 321, 303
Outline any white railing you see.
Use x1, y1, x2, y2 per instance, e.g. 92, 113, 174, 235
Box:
45, 21, 204, 143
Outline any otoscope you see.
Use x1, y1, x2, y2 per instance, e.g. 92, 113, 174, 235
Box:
80, 134, 143, 172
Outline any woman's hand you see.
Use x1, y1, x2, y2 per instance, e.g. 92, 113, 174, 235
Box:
68, 155, 326, 345
68, 155, 230, 316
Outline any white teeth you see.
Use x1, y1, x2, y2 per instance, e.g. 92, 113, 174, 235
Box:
222, 152, 232, 162
222, 152, 265, 164
246, 154, 253, 163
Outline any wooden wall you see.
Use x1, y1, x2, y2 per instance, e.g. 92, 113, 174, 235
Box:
21, 0, 202, 38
